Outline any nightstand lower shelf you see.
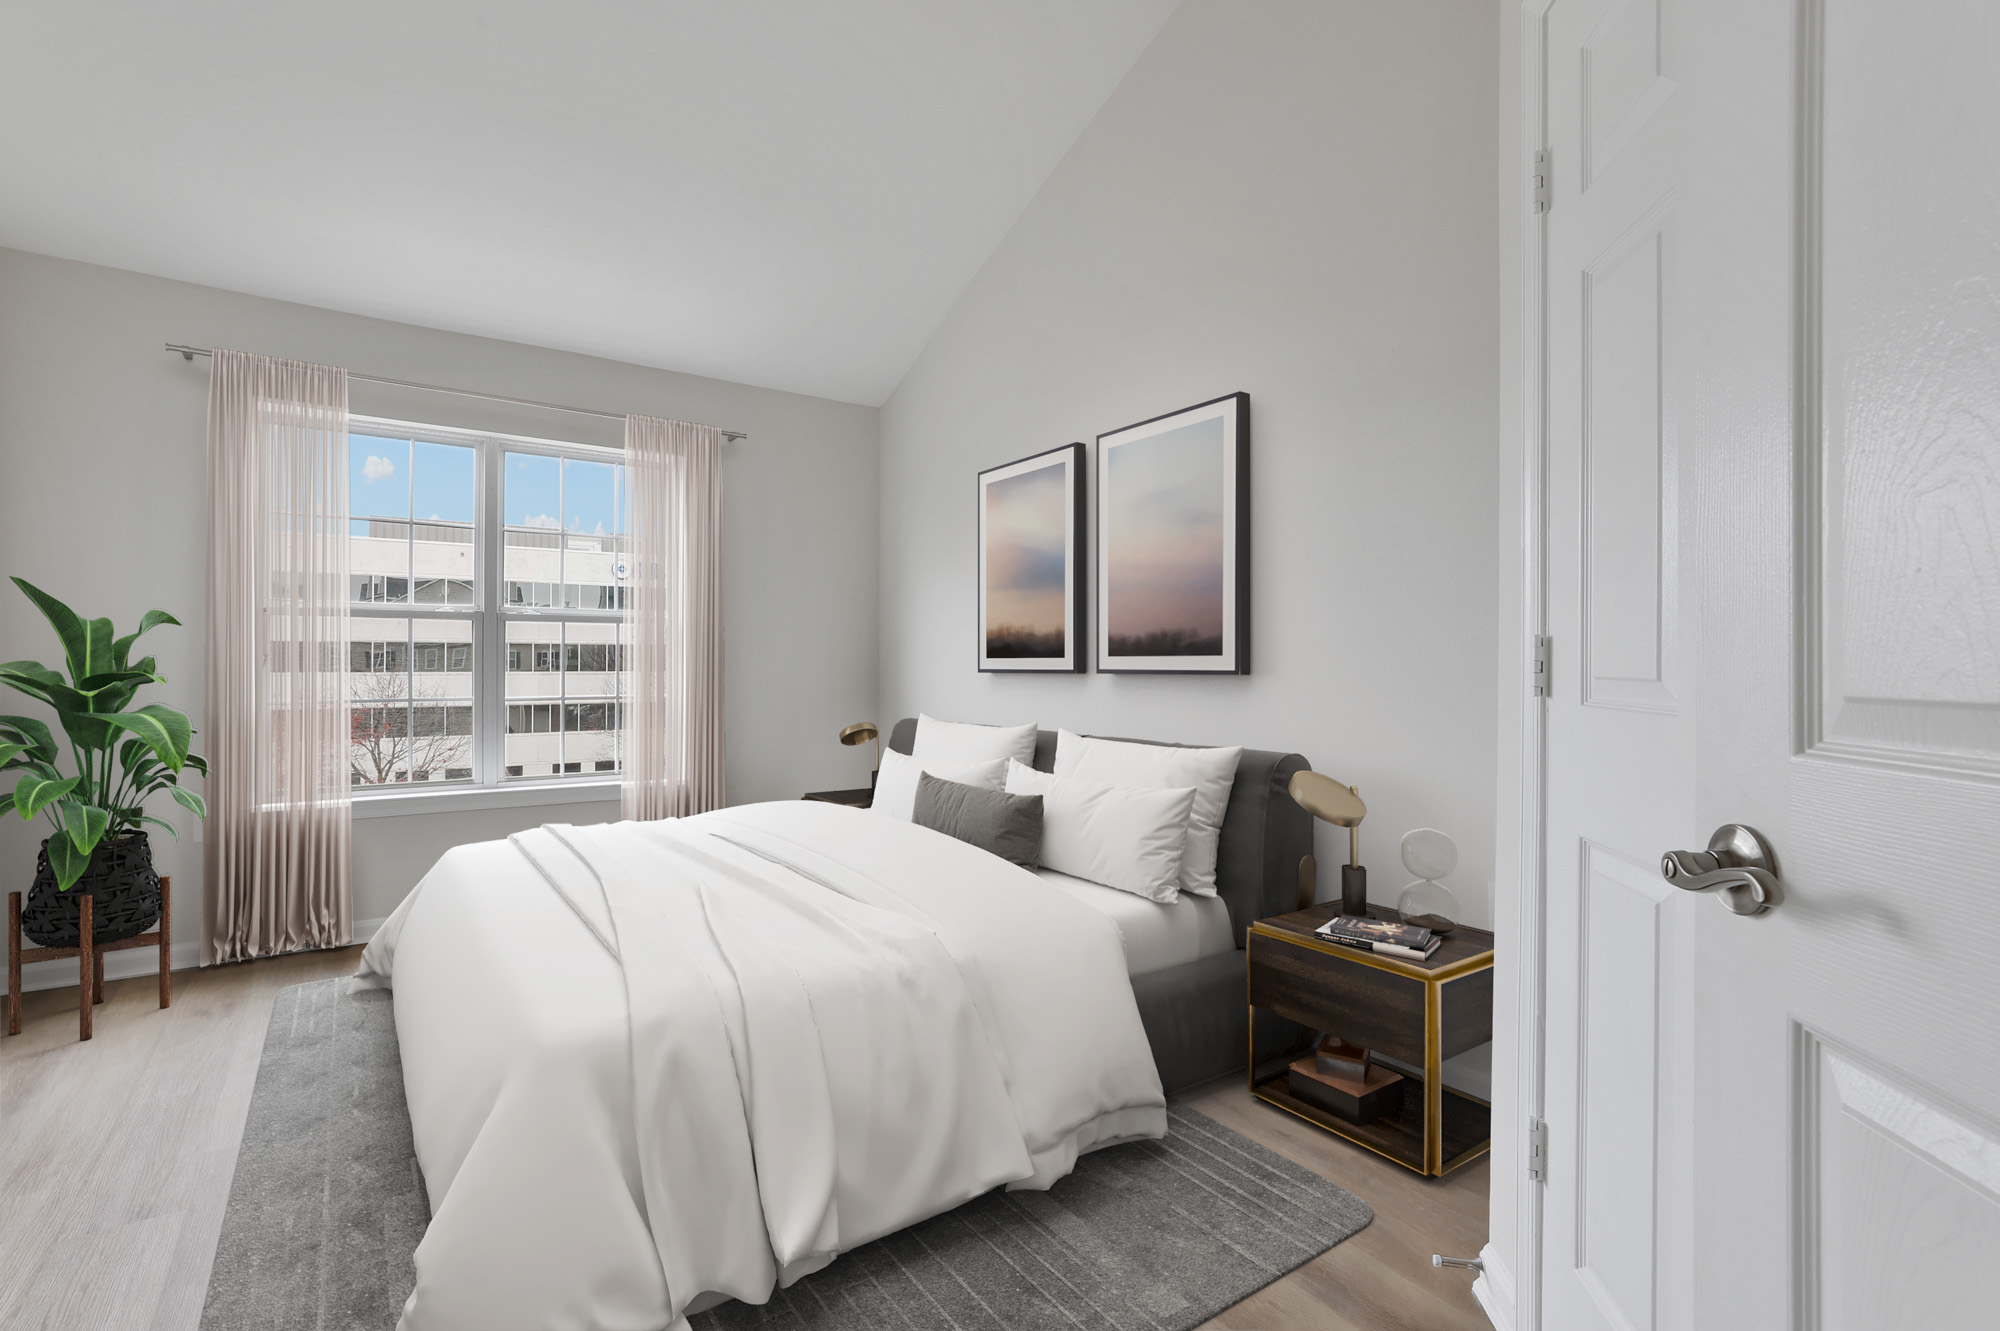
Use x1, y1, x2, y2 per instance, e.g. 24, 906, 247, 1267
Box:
1250, 1071, 1491, 1176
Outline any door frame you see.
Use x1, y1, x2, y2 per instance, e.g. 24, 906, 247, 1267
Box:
1481, 3, 1554, 1329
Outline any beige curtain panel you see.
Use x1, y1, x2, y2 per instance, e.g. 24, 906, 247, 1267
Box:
202, 350, 353, 965
622, 414, 726, 820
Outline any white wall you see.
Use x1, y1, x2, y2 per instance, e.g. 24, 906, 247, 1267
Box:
0, 246, 879, 972
879, 0, 1501, 934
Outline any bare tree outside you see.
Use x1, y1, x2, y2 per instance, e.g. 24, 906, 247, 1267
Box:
349, 666, 471, 785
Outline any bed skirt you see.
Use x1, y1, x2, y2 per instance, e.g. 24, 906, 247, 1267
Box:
1131, 948, 1301, 1093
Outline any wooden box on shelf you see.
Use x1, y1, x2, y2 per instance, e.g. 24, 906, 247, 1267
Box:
1287, 1054, 1406, 1124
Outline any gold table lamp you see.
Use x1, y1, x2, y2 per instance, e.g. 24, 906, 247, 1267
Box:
1287, 770, 1369, 914
839, 721, 880, 789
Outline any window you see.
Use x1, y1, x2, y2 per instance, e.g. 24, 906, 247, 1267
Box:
347, 419, 628, 792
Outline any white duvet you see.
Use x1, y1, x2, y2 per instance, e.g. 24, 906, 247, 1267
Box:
353, 800, 1166, 1331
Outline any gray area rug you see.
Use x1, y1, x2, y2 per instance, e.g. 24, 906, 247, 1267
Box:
205, 978, 1371, 1331
202, 978, 428, 1331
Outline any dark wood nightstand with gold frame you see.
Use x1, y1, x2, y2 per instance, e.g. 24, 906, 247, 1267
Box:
801, 788, 873, 808
1246, 903, 1494, 1176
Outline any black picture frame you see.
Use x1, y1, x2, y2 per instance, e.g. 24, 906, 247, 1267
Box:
1095, 392, 1249, 674
977, 441, 1086, 673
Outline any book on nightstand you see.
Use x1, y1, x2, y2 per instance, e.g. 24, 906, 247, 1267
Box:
1313, 914, 1443, 961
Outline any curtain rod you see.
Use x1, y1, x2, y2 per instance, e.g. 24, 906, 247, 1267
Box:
164, 344, 746, 441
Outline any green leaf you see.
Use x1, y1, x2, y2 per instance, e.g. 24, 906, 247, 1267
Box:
112, 610, 180, 670
83, 617, 115, 683
0, 715, 58, 761
9, 577, 93, 685
77, 668, 161, 719
168, 786, 207, 819
138, 814, 180, 841
101, 704, 192, 772
0, 741, 23, 768
59, 799, 110, 858
0, 788, 13, 817
184, 753, 208, 778
0, 660, 66, 706
55, 711, 113, 758
14, 772, 78, 820
80, 668, 163, 692
4, 755, 61, 782
44, 832, 88, 891
0, 666, 100, 746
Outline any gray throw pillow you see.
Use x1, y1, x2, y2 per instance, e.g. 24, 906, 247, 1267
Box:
913, 771, 1043, 870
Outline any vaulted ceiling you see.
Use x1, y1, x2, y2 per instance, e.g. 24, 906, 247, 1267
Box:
0, 1, 1178, 404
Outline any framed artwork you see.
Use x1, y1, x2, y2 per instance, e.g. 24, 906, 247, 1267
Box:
1096, 392, 1249, 674
978, 442, 1085, 672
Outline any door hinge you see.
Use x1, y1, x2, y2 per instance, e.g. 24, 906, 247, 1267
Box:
1532, 149, 1551, 214
1531, 634, 1551, 698
1528, 1117, 1549, 1183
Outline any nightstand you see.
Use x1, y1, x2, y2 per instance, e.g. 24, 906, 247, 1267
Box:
1246, 903, 1494, 1176
801, 787, 874, 808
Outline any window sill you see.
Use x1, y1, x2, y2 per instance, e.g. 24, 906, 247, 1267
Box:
350, 779, 623, 820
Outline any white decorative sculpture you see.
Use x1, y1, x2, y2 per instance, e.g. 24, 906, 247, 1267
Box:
1395, 828, 1461, 932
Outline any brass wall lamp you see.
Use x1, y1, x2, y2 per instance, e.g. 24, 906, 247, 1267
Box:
1287, 770, 1369, 914
839, 721, 881, 789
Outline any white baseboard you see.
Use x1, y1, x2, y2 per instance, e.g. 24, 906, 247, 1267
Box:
1472, 1243, 1516, 1331
15, 915, 387, 994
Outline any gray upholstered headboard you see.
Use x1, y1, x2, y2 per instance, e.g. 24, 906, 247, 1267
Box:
886, 718, 1312, 946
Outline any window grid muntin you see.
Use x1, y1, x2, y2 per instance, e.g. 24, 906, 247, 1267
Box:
501, 618, 625, 781
348, 416, 625, 800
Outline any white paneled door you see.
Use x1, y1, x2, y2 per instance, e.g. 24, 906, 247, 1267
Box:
1534, 2, 2000, 1329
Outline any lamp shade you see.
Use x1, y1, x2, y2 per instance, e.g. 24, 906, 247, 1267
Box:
1288, 770, 1365, 827
838, 721, 879, 746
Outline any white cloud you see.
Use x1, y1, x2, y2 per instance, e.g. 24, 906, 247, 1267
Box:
361, 454, 396, 484
523, 514, 560, 529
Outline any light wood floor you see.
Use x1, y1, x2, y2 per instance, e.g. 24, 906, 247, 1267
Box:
1, 952, 1489, 1331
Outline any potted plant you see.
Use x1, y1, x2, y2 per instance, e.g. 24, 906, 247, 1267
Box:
1, 577, 206, 947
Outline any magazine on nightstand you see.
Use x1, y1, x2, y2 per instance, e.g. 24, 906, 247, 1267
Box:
1314, 914, 1443, 961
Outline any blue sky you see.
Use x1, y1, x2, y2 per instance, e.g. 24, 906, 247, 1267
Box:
349, 435, 474, 522
348, 435, 623, 533
508, 453, 623, 533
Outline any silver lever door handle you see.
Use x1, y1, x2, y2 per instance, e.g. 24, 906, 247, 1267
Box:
1659, 824, 1782, 917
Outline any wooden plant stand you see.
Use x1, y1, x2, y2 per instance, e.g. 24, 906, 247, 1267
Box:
6, 874, 171, 1042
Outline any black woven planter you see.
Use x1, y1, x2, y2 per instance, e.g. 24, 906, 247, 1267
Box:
21, 831, 162, 948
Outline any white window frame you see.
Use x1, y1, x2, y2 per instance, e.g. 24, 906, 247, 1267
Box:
348, 415, 626, 813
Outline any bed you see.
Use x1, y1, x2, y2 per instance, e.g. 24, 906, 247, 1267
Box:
354, 722, 1311, 1331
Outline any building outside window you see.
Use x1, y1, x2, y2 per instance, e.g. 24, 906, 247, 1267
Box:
346, 419, 628, 791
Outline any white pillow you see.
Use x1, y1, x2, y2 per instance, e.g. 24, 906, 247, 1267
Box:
871, 749, 1007, 821
1054, 730, 1242, 899
913, 713, 1038, 766
1004, 759, 1195, 903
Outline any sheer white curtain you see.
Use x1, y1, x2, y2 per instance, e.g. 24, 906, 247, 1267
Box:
622, 414, 725, 820
202, 350, 352, 964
